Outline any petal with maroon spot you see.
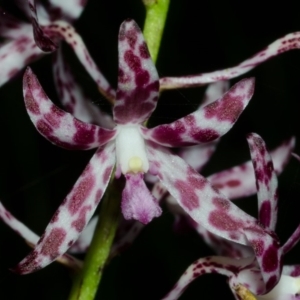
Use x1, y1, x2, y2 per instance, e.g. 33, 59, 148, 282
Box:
162, 256, 252, 300
0, 201, 82, 270
23, 68, 116, 150
0, 201, 39, 246
46, 0, 88, 22
69, 216, 98, 253
244, 226, 282, 294
15, 142, 115, 274
142, 78, 255, 147
159, 32, 300, 90
208, 137, 295, 200
281, 223, 300, 255
247, 133, 278, 230
42, 20, 115, 102
28, 0, 58, 52
113, 19, 159, 125
0, 35, 43, 87
146, 142, 261, 245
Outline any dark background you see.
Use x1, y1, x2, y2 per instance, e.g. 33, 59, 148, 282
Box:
0, 0, 300, 299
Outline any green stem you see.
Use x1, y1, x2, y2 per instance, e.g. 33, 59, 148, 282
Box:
143, 0, 170, 63
68, 181, 120, 300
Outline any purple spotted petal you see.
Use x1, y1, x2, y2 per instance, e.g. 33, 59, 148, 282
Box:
15, 142, 115, 274
282, 224, 300, 255
0, 201, 39, 246
243, 227, 281, 294
147, 142, 262, 245
148, 141, 219, 207
162, 256, 252, 300
208, 137, 295, 200
42, 21, 115, 101
175, 82, 228, 170
0, 201, 82, 270
69, 216, 98, 253
0, 36, 43, 87
121, 173, 162, 224
113, 19, 159, 125
28, 0, 58, 52
142, 78, 254, 147
23, 68, 116, 150
159, 32, 300, 90
53, 48, 115, 128
199, 81, 230, 108
247, 133, 278, 230
46, 0, 88, 22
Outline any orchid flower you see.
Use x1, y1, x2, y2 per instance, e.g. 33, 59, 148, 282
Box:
51, 58, 294, 257
15, 19, 281, 277
162, 133, 300, 300
69, 81, 230, 254
0, 0, 114, 100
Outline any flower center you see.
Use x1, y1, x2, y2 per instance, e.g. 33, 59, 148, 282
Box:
116, 125, 149, 174
128, 156, 143, 173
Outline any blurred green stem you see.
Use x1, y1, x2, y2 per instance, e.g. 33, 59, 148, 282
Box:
68, 181, 120, 300
143, 0, 170, 63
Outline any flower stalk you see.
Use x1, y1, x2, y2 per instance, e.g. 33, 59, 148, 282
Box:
143, 0, 170, 63
68, 180, 121, 300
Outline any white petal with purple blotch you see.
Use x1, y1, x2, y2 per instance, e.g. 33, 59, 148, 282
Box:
208, 137, 295, 200
0, 36, 43, 87
43, 20, 115, 101
23, 68, 116, 150
46, 0, 87, 21
0, 201, 81, 270
113, 20, 159, 124
160, 32, 300, 90
15, 142, 115, 274
247, 133, 278, 230
143, 78, 255, 147
146, 142, 262, 245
